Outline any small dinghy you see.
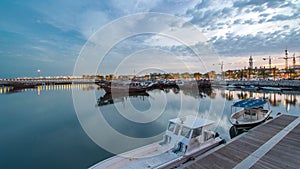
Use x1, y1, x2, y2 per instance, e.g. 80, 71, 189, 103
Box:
230, 99, 272, 130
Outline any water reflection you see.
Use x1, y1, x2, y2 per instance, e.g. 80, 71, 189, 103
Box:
2, 84, 299, 113
1, 83, 300, 169
97, 92, 150, 106
96, 87, 213, 107
0, 84, 97, 95
221, 89, 300, 112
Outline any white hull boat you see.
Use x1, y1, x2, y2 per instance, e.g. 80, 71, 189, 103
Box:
90, 115, 224, 169
230, 99, 272, 130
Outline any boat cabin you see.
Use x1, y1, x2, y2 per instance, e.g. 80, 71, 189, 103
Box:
161, 115, 216, 155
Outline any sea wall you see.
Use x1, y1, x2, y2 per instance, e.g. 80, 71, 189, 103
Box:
226, 80, 300, 88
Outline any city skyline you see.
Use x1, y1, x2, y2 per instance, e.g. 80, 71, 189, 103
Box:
1, 0, 300, 78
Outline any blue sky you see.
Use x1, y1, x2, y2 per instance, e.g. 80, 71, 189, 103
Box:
1, 0, 300, 78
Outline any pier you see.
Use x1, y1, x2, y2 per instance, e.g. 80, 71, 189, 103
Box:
225, 79, 300, 89
182, 114, 300, 169
0, 78, 95, 88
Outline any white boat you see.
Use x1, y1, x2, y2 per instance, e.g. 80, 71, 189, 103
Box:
230, 99, 272, 130
259, 86, 281, 91
240, 85, 257, 91
90, 115, 224, 169
226, 84, 239, 90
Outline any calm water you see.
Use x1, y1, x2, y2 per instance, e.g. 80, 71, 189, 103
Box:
0, 84, 299, 169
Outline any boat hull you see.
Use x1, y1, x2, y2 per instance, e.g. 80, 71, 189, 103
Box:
230, 110, 271, 130
103, 86, 147, 94
232, 117, 269, 130
259, 86, 281, 91
89, 138, 224, 169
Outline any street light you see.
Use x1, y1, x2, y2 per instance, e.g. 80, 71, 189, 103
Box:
37, 69, 41, 77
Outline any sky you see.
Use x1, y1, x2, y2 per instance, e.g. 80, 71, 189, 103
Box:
1, 0, 300, 78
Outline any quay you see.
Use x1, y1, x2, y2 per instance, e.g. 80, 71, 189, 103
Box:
182, 114, 300, 169
0, 78, 95, 87
224, 79, 300, 89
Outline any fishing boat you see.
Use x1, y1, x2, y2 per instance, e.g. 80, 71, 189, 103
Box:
97, 92, 149, 106
101, 81, 148, 94
90, 115, 224, 169
230, 99, 272, 130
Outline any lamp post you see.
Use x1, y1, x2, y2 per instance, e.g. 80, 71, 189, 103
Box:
37, 69, 41, 77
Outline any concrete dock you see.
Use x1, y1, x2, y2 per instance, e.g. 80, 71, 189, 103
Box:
225, 80, 300, 89
182, 114, 300, 169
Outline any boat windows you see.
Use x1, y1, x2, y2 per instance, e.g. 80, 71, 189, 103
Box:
174, 125, 181, 135
168, 122, 175, 132
192, 127, 202, 138
204, 131, 214, 141
180, 127, 191, 139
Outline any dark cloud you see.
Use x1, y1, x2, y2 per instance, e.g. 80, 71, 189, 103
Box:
233, 0, 270, 8
194, 0, 212, 9
267, 13, 300, 22
188, 6, 233, 28
279, 1, 295, 8
244, 19, 256, 25
233, 19, 242, 24
266, 0, 286, 8
258, 18, 266, 24
252, 6, 265, 12
210, 28, 300, 57
259, 13, 270, 17
283, 25, 290, 30
233, 0, 290, 10
222, 7, 232, 15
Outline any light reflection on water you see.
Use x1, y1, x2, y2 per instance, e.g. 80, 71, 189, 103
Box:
0, 84, 299, 169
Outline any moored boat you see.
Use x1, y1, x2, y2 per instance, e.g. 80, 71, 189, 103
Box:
259, 86, 281, 91
230, 99, 272, 130
90, 115, 224, 169
101, 81, 148, 93
240, 85, 257, 91
226, 84, 239, 90
97, 92, 149, 106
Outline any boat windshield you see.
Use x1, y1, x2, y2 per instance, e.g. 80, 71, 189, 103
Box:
181, 127, 191, 139
191, 127, 202, 138
168, 122, 176, 132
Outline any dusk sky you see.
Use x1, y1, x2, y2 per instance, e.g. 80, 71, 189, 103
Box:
1, 0, 300, 78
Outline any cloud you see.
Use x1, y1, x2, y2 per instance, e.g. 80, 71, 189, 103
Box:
233, 19, 242, 24
1, 0, 300, 77
267, 13, 300, 22
259, 13, 270, 17
210, 27, 300, 57
244, 19, 256, 25
233, 0, 270, 8
252, 6, 266, 12
266, 0, 286, 8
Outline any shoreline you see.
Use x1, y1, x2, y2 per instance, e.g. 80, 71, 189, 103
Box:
212, 79, 300, 89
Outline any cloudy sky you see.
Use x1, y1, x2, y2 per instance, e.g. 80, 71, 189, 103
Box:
1, 0, 300, 77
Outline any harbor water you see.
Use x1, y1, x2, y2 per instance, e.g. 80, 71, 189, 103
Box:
0, 84, 299, 169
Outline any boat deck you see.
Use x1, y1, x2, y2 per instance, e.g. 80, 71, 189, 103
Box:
232, 109, 269, 123
90, 142, 180, 169
183, 114, 300, 169
118, 152, 179, 169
